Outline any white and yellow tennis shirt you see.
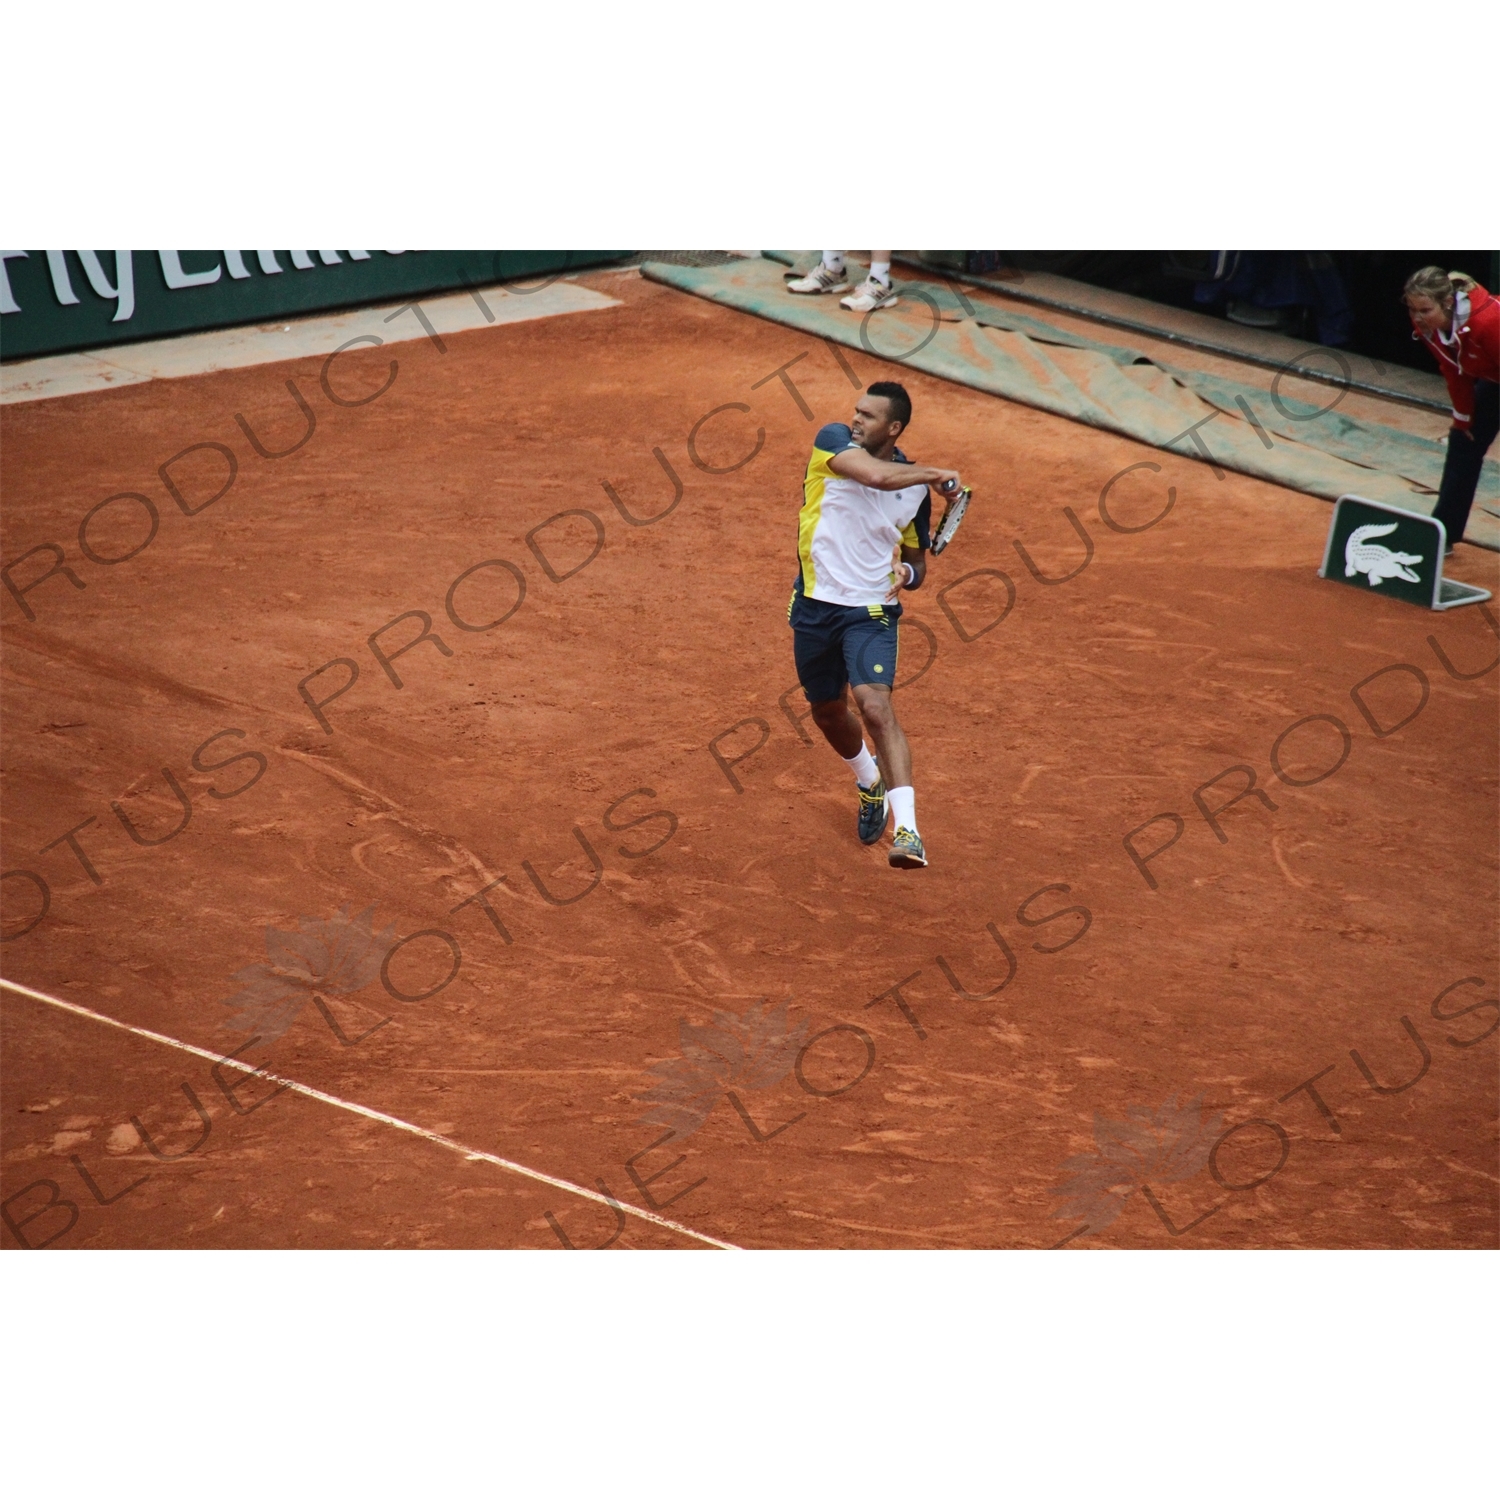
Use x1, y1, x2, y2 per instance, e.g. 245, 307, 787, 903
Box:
795, 422, 932, 608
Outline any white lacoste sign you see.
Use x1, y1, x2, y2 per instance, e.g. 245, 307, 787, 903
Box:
1344, 522, 1423, 586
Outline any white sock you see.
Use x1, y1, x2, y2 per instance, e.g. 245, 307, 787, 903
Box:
888, 785, 916, 833
870, 260, 892, 285
823, 251, 845, 272
842, 745, 879, 787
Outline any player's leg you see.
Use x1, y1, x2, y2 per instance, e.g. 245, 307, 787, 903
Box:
851, 684, 911, 789
807, 691, 863, 758
807, 695, 888, 844
844, 615, 925, 867
788, 252, 851, 296
795, 614, 888, 842
852, 681, 918, 846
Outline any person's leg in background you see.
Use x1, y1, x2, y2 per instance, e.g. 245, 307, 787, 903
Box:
1305, 252, 1354, 347
1433, 379, 1500, 550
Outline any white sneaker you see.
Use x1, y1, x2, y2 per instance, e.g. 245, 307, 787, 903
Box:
841, 276, 899, 313
787, 263, 850, 294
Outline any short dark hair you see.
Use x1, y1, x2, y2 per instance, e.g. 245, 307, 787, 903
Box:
866, 381, 911, 430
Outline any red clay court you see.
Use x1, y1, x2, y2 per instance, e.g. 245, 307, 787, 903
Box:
3, 263, 1497, 1250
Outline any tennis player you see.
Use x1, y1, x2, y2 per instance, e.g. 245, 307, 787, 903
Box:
789, 381, 960, 868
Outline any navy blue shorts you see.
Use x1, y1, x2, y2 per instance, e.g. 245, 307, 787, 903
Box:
790, 591, 902, 702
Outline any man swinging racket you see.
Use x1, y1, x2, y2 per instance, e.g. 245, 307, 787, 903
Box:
788, 380, 969, 868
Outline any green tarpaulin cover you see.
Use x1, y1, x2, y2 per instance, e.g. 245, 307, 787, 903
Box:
641, 255, 1498, 553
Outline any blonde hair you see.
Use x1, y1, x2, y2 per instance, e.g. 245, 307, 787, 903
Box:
1403, 265, 1478, 309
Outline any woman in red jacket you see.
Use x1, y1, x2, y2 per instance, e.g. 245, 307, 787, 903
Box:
1404, 266, 1499, 550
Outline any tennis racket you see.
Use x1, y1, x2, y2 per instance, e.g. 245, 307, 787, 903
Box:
930, 485, 972, 555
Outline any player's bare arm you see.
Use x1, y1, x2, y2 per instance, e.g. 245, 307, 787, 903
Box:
832, 390, 960, 493
829, 446, 959, 493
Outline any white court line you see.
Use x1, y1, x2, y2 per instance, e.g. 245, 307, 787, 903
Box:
0, 976, 738, 1251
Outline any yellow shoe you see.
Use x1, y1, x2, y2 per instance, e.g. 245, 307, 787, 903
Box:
857, 778, 888, 845
888, 827, 927, 869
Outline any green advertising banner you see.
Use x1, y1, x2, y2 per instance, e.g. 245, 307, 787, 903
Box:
0, 250, 630, 361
